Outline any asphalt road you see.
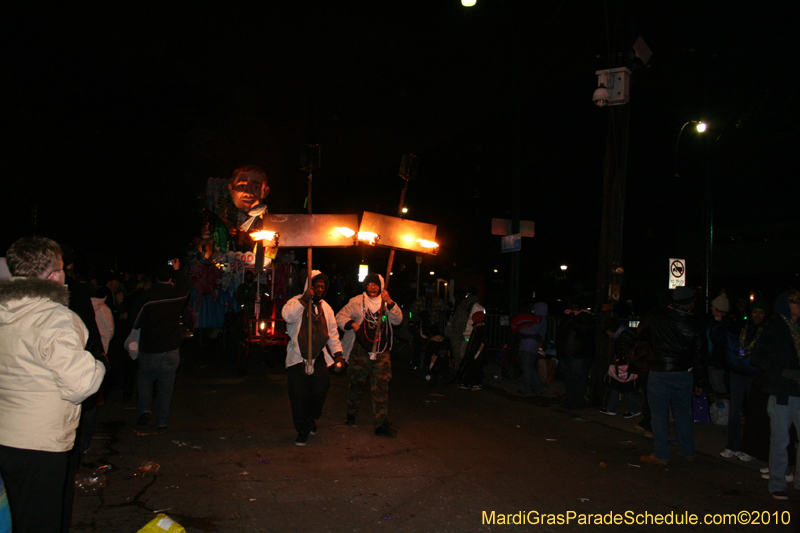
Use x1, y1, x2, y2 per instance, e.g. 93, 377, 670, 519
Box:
71, 341, 797, 532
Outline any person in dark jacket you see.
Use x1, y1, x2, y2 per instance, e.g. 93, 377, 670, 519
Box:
706, 293, 734, 395
129, 260, 189, 429
556, 302, 595, 410
62, 247, 110, 533
714, 297, 764, 462
637, 286, 705, 465
511, 303, 547, 396
458, 311, 488, 390
751, 290, 800, 501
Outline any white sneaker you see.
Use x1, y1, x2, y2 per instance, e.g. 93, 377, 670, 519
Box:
762, 472, 795, 482
760, 467, 770, 474
736, 452, 753, 462
719, 449, 736, 458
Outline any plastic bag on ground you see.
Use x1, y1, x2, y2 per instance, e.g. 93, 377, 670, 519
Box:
74, 467, 107, 492
710, 399, 729, 425
137, 513, 186, 533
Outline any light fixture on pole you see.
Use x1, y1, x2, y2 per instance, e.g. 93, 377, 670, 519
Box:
674, 120, 707, 178
593, 68, 631, 107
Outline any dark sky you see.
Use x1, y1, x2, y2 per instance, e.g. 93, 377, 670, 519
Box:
3, 1, 797, 306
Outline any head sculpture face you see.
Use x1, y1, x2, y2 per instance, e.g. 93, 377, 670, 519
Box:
229, 165, 269, 213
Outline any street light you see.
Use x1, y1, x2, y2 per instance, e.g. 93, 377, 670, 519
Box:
461, 0, 476, 6
675, 120, 711, 310
674, 120, 707, 177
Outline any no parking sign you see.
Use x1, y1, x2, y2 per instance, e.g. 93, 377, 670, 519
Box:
669, 258, 686, 289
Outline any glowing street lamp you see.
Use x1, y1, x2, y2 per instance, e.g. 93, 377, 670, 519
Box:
461, 0, 476, 5
674, 120, 707, 177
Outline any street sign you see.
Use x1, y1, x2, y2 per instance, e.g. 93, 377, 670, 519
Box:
491, 218, 535, 237
501, 234, 521, 253
669, 258, 686, 289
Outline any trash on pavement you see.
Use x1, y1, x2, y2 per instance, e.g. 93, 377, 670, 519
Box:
137, 513, 186, 533
74, 467, 107, 492
138, 461, 160, 473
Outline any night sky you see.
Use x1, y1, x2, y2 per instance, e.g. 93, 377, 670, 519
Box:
4, 2, 797, 310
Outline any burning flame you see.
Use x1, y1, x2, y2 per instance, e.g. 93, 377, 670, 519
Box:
335, 227, 355, 238
416, 239, 439, 249
358, 232, 379, 245
250, 230, 276, 242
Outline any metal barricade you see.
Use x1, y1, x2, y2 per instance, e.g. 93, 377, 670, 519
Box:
484, 313, 511, 351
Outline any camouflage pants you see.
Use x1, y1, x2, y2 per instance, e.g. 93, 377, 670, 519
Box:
347, 343, 392, 427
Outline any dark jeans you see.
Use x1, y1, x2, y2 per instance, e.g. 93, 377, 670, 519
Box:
727, 372, 754, 452
520, 350, 544, 395
287, 355, 330, 434
138, 349, 180, 427
561, 357, 592, 409
649, 370, 695, 461
638, 372, 652, 431
0, 444, 68, 533
461, 353, 486, 387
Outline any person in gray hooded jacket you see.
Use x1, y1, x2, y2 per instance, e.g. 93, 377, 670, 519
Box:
751, 290, 800, 501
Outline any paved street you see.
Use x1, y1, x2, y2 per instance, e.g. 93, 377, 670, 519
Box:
71, 339, 796, 532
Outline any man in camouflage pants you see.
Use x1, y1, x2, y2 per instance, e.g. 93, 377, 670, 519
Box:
336, 273, 403, 437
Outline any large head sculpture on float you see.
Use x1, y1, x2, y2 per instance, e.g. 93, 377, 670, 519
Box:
229, 165, 269, 214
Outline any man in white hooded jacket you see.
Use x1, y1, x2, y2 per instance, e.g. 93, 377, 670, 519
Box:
0, 236, 105, 532
336, 273, 403, 437
282, 270, 343, 447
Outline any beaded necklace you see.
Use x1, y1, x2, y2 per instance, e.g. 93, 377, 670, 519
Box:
739, 324, 762, 356
362, 294, 390, 353
779, 315, 800, 361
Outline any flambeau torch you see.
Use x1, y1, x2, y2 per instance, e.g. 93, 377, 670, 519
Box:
254, 214, 358, 375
